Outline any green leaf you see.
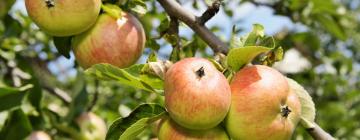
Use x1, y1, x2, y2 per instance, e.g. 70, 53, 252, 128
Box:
145, 39, 161, 51
128, 0, 147, 15
310, 0, 338, 15
146, 51, 158, 62
66, 86, 88, 122
226, 46, 272, 71
53, 36, 71, 59
229, 25, 241, 49
286, 78, 316, 129
289, 0, 308, 10
208, 58, 225, 72
181, 38, 200, 58
85, 64, 163, 93
0, 109, 32, 140
101, 4, 123, 19
260, 46, 284, 66
106, 103, 166, 140
0, 84, 33, 112
157, 18, 169, 34
242, 24, 265, 46
0, 0, 16, 19
314, 14, 346, 40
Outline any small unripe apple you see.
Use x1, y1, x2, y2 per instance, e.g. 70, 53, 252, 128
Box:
75, 112, 107, 140
225, 65, 301, 140
25, 0, 101, 36
158, 117, 229, 140
164, 58, 231, 130
27, 131, 51, 140
72, 12, 145, 69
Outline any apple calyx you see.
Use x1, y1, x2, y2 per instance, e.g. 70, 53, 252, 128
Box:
195, 66, 205, 78
45, 0, 55, 8
281, 105, 292, 118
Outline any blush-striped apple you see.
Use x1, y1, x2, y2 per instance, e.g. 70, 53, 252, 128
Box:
72, 12, 145, 69
225, 65, 301, 140
164, 58, 231, 130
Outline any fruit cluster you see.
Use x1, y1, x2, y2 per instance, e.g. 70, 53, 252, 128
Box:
158, 58, 301, 140
25, 0, 145, 69
25, 0, 302, 139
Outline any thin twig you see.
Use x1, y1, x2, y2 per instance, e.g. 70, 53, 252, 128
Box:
307, 123, 336, 140
30, 57, 72, 105
197, 0, 221, 25
87, 80, 99, 111
157, 0, 228, 54
43, 86, 72, 104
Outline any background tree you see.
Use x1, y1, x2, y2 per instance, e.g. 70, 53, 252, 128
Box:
0, 0, 359, 139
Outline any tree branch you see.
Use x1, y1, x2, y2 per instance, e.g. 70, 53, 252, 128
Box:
30, 58, 72, 105
157, 0, 228, 54
197, 0, 221, 25
306, 123, 335, 140
43, 86, 72, 105
168, 16, 181, 61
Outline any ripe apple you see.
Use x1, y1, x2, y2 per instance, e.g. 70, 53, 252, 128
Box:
75, 112, 107, 140
158, 117, 229, 140
225, 65, 301, 140
164, 58, 231, 130
25, 0, 101, 36
72, 12, 146, 69
27, 131, 51, 140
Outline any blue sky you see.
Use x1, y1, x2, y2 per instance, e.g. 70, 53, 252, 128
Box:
11, 0, 302, 82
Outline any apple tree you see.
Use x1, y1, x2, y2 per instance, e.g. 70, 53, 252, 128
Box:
0, 0, 360, 140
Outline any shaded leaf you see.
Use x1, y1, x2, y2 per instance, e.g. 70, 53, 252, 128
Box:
0, 84, 33, 112
0, 109, 32, 140
0, 0, 16, 19
314, 14, 346, 40
66, 86, 88, 122
145, 39, 161, 51
287, 78, 316, 129
106, 103, 166, 140
85, 64, 163, 93
53, 36, 71, 59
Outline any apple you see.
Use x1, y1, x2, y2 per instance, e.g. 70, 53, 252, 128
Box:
75, 112, 107, 140
158, 117, 229, 140
25, 0, 101, 36
72, 12, 146, 69
27, 131, 51, 140
164, 58, 231, 130
225, 65, 301, 140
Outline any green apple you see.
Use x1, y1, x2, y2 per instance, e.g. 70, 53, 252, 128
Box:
27, 131, 51, 140
72, 12, 145, 69
75, 112, 107, 140
164, 58, 231, 130
25, 0, 101, 36
225, 65, 301, 140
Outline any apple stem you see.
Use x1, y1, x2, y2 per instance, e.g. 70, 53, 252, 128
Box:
45, 0, 55, 8
196, 66, 205, 78
281, 106, 292, 118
